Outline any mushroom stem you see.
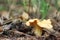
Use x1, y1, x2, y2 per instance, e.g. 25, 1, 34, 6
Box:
33, 25, 42, 37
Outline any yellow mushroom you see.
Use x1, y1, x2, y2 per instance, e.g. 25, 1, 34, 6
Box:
37, 19, 53, 31
26, 19, 53, 37
26, 19, 42, 37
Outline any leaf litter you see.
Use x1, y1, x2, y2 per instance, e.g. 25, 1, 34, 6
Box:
0, 0, 60, 40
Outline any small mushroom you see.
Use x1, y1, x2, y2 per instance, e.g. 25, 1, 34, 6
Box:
26, 19, 42, 37
26, 19, 53, 37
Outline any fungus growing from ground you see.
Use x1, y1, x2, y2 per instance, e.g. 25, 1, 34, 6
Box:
37, 19, 53, 31
26, 19, 53, 37
26, 19, 42, 37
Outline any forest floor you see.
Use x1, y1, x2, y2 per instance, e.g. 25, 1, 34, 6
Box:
0, 0, 60, 40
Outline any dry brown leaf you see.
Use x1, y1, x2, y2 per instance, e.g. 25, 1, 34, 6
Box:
20, 12, 29, 21
0, 27, 4, 34
0, 11, 10, 20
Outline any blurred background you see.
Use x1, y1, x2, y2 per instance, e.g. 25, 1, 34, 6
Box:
0, 0, 60, 20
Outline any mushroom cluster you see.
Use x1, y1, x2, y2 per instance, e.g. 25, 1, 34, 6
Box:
26, 19, 53, 37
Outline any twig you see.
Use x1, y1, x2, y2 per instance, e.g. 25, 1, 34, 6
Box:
6, 30, 36, 38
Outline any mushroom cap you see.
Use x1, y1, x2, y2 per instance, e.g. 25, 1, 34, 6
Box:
26, 19, 40, 26
37, 19, 53, 30
26, 19, 53, 31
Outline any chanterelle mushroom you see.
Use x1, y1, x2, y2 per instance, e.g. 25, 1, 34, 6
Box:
26, 19, 53, 37
26, 19, 42, 37
37, 19, 53, 31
